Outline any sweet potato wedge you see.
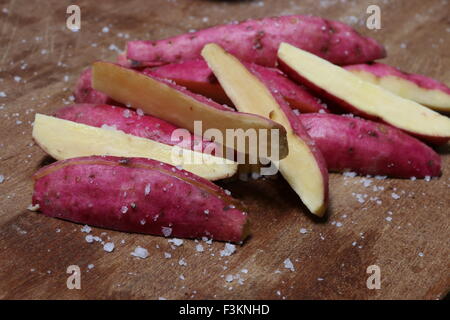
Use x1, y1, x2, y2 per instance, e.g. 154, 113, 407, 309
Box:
55, 104, 214, 152
345, 63, 450, 113
299, 114, 441, 178
202, 43, 329, 217
127, 15, 385, 67
92, 62, 289, 158
32, 114, 237, 181
32, 156, 250, 242
278, 43, 450, 145
147, 59, 329, 113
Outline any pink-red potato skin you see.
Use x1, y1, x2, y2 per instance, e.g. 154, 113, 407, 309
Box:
127, 15, 385, 67
344, 63, 450, 95
144, 60, 232, 105
299, 114, 441, 178
279, 59, 449, 145
54, 104, 213, 152
74, 68, 120, 105
32, 156, 249, 242
147, 59, 328, 113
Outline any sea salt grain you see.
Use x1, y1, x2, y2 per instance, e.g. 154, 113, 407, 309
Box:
299, 228, 308, 234
225, 275, 234, 283
0, 91, 6, 97
102, 26, 110, 33
27, 203, 40, 211
283, 258, 295, 272
144, 183, 151, 195
162, 227, 172, 237
168, 238, 184, 246
88, 264, 95, 269
391, 193, 400, 200
0, 175, 4, 184
418, 252, 424, 257
81, 225, 92, 233
164, 252, 172, 259
196, 244, 204, 252
103, 242, 115, 252
220, 243, 236, 257
131, 246, 149, 259
178, 258, 187, 266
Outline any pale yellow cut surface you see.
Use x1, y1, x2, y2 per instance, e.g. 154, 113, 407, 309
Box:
349, 70, 450, 112
32, 114, 238, 181
92, 62, 288, 159
278, 43, 450, 138
202, 43, 327, 216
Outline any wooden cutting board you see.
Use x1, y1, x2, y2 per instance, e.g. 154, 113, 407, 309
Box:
0, 0, 448, 300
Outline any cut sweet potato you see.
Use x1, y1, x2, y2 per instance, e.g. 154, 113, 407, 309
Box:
278, 43, 450, 145
146, 59, 328, 113
299, 114, 441, 178
32, 114, 237, 181
92, 62, 288, 158
345, 63, 450, 113
55, 104, 214, 152
32, 156, 250, 242
202, 43, 328, 217
127, 15, 386, 67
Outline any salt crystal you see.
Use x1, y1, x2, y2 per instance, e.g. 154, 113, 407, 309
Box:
136, 108, 144, 116
299, 228, 308, 234
123, 109, 131, 118
120, 206, 128, 214
343, 171, 357, 178
168, 238, 184, 246
101, 124, 117, 131
179, 274, 185, 280
385, 216, 392, 222
418, 252, 424, 257
102, 26, 110, 33
424, 176, 431, 182
158, 297, 166, 300
162, 227, 172, 237
144, 183, 151, 195
391, 193, 400, 200
225, 275, 234, 282
14, 76, 21, 82
220, 243, 236, 257
27, 203, 40, 211
283, 258, 295, 272
241, 269, 248, 274
0, 91, 6, 97
81, 225, 92, 233
131, 246, 149, 259
88, 264, 95, 269
196, 244, 204, 252
178, 258, 187, 266
164, 252, 172, 259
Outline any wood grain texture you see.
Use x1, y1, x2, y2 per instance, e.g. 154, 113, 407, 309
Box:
0, 0, 449, 300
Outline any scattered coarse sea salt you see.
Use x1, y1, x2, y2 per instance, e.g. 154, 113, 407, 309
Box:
131, 246, 149, 259
299, 228, 308, 234
220, 243, 236, 257
196, 244, 204, 252
81, 225, 92, 233
27, 203, 40, 211
162, 227, 172, 237
283, 258, 295, 272
103, 242, 115, 252
144, 183, 151, 195
168, 238, 184, 247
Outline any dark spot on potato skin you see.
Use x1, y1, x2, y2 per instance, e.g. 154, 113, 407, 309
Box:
367, 130, 378, 137
427, 160, 434, 168
88, 174, 96, 179
348, 147, 355, 154
349, 121, 356, 129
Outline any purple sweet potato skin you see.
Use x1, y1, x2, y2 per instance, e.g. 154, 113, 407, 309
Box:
54, 104, 213, 151
127, 15, 386, 67
299, 114, 441, 178
74, 68, 120, 105
32, 156, 249, 242
344, 63, 450, 94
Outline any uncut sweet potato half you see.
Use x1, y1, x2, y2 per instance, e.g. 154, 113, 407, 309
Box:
127, 15, 385, 67
299, 114, 441, 178
32, 156, 250, 242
